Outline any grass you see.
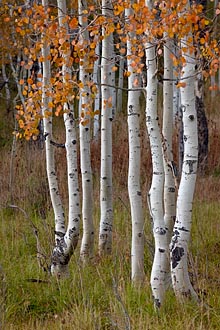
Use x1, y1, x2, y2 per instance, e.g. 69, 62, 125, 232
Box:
1, 196, 220, 329
1, 95, 220, 329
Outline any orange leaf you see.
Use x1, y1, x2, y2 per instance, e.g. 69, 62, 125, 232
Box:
176, 82, 186, 88
81, 119, 89, 126
69, 17, 78, 29
27, 78, 33, 85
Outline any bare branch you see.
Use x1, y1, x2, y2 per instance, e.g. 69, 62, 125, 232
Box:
8, 204, 49, 272
112, 276, 131, 330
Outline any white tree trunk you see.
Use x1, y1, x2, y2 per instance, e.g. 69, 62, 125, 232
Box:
170, 3, 199, 300
78, 0, 94, 261
41, 0, 66, 276
126, 4, 145, 284
99, 0, 113, 255
163, 39, 176, 249
9, 54, 26, 110
111, 48, 117, 118
145, 0, 169, 308
93, 42, 101, 141
44, 0, 80, 276
2, 62, 10, 111
117, 53, 124, 113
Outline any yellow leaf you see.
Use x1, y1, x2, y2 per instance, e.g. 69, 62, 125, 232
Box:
90, 42, 96, 49
78, 82, 84, 89
48, 102, 54, 108
19, 119, 24, 128
23, 17, 29, 24
124, 71, 131, 77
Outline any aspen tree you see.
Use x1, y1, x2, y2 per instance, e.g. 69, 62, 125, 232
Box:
78, 0, 94, 261
152, 37, 176, 291
162, 38, 176, 269
99, 0, 114, 255
117, 52, 124, 113
126, 3, 145, 284
93, 42, 101, 140
41, 0, 67, 276
145, 0, 169, 308
2, 62, 10, 111
170, 0, 199, 301
49, 0, 81, 276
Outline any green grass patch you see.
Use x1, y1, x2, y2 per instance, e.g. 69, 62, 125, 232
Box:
1, 200, 220, 329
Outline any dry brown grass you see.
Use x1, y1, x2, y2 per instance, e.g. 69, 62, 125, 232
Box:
1, 97, 220, 213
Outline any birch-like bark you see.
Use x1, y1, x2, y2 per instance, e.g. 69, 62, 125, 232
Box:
50, 0, 81, 277
41, 0, 66, 276
117, 53, 124, 113
58, 3, 81, 252
93, 42, 101, 141
126, 4, 144, 284
9, 54, 26, 109
163, 39, 176, 248
172, 40, 183, 174
111, 48, 117, 118
170, 3, 198, 300
99, 0, 113, 255
160, 38, 176, 290
78, 0, 94, 261
2, 62, 10, 112
145, 0, 168, 308
195, 73, 208, 174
